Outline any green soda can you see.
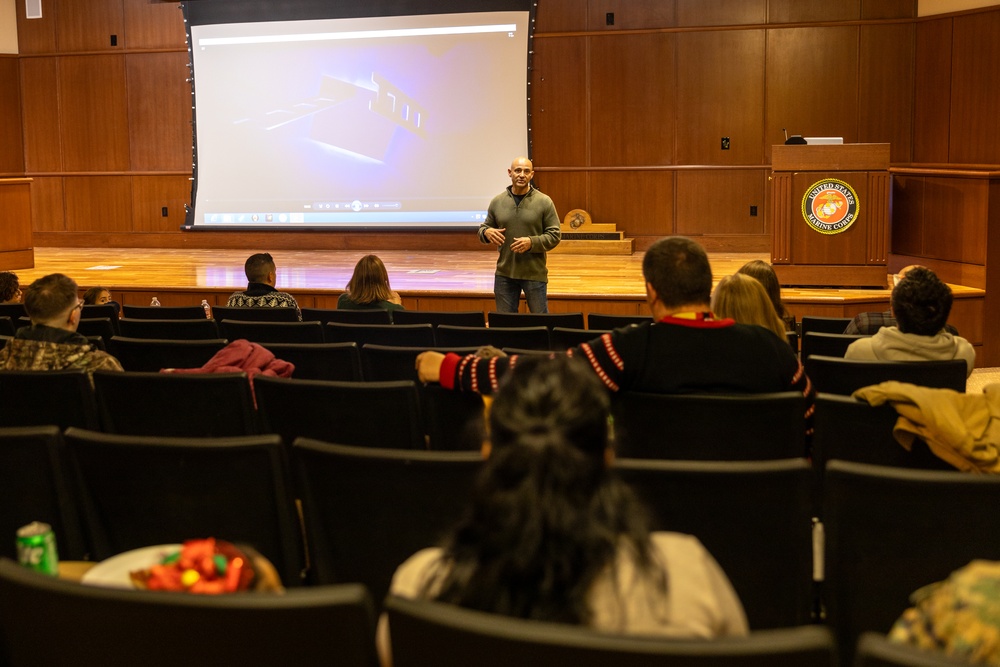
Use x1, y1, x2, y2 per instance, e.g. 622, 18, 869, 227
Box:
16, 521, 59, 577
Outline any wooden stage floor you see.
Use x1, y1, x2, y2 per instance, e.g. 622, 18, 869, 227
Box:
15, 247, 916, 300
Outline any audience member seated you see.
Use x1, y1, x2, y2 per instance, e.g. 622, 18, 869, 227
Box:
82, 285, 121, 318
416, 236, 814, 428
227, 252, 301, 319
711, 272, 789, 341
736, 259, 795, 333
0, 272, 20, 305
845, 267, 975, 376
887, 560, 1000, 664
379, 355, 748, 663
338, 254, 405, 313
845, 265, 959, 336
0, 273, 122, 372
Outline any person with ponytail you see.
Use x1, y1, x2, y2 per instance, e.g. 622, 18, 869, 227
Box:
378, 355, 747, 663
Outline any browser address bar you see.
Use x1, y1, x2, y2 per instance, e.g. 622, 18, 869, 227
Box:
198, 23, 517, 46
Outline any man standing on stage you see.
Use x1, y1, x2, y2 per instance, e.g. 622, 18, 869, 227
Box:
479, 156, 561, 313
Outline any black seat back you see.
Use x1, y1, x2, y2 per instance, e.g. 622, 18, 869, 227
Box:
64, 428, 304, 586
0, 370, 99, 430
118, 318, 221, 341
0, 561, 379, 667
122, 304, 209, 320
211, 306, 299, 322
219, 320, 324, 344
386, 596, 835, 667
611, 391, 806, 460
325, 322, 435, 347
617, 457, 815, 629
805, 356, 967, 395
824, 461, 1000, 664
92, 370, 258, 436
107, 337, 227, 372
255, 376, 424, 449
259, 342, 363, 381
293, 438, 480, 600
300, 308, 392, 325
391, 310, 485, 327
0, 426, 88, 560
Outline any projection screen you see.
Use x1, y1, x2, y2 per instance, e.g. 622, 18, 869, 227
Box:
183, 0, 534, 231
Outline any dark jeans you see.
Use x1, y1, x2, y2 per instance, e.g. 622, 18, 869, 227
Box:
494, 275, 548, 313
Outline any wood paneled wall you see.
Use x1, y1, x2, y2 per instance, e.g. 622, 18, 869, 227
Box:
6, 0, 999, 256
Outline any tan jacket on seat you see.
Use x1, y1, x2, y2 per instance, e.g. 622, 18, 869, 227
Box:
853, 381, 1000, 474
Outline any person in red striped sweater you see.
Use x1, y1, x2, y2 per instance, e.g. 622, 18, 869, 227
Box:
417, 236, 814, 433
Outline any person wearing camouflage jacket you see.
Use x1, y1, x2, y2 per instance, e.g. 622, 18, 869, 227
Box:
0, 273, 122, 373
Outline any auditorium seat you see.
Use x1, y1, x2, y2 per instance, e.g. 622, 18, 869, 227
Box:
0, 317, 13, 337
586, 313, 652, 330
91, 370, 259, 437
107, 337, 227, 372
300, 307, 392, 325
616, 457, 814, 629
118, 317, 221, 341
255, 376, 424, 449
210, 306, 299, 322
218, 320, 324, 344
386, 596, 835, 667
259, 342, 363, 381
325, 322, 435, 347
800, 332, 869, 362
360, 345, 480, 383
800, 316, 854, 337
361, 345, 484, 450
391, 310, 485, 327
811, 393, 954, 473
434, 325, 550, 350
487, 311, 585, 330
0, 426, 88, 561
0, 304, 26, 321
76, 318, 117, 347
293, 438, 481, 601
0, 560, 378, 667
824, 461, 1000, 664
804, 356, 967, 395
81, 305, 120, 332
549, 326, 606, 349
611, 391, 806, 460
122, 304, 209, 320
853, 632, 970, 667
63, 428, 305, 587
0, 370, 100, 430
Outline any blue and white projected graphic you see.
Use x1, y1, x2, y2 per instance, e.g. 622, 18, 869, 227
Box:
187, 10, 531, 230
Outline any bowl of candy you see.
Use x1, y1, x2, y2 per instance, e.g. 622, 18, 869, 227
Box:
83, 538, 282, 593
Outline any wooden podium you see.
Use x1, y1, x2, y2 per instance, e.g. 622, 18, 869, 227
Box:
0, 179, 34, 270
770, 144, 890, 287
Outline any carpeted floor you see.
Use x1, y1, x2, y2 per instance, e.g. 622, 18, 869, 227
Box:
967, 367, 1000, 393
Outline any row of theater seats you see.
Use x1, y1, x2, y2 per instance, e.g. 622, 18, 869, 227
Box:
0, 425, 994, 665
0, 563, 953, 667
0, 363, 967, 463
1, 314, 613, 351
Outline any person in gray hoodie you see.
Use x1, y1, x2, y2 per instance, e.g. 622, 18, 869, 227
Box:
845, 266, 975, 376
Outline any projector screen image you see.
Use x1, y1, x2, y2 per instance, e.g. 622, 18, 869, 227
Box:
187, 10, 531, 230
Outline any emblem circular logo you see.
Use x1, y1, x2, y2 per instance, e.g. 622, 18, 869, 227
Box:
801, 178, 860, 235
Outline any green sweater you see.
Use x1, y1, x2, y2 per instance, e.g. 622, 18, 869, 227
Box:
478, 186, 560, 282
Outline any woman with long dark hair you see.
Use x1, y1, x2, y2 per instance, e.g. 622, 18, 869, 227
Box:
379, 355, 747, 661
